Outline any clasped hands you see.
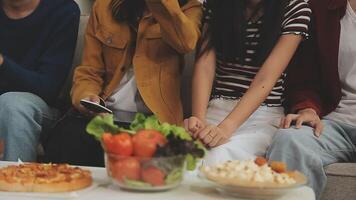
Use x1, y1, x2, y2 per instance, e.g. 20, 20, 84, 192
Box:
184, 117, 235, 148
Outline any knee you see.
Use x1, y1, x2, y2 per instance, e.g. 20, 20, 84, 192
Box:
0, 92, 42, 116
272, 129, 302, 145
273, 127, 314, 145
267, 128, 311, 158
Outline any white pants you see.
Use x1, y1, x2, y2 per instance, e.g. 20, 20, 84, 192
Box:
204, 99, 284, 166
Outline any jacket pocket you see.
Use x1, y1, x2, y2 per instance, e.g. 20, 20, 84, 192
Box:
95, 26, 128, 75
95, 26, 128, 49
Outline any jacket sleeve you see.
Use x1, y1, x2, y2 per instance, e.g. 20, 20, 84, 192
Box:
284, 25, 324, 116
0, 5, 80, 104
71, 2, 106, 109
145, 0, 202, 54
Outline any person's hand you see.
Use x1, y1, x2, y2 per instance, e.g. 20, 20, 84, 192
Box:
280, 108, 323, 137
78, 95, 101, 116
195, 121, 235, 148
0, 54, 4, 66
184, 116, 205, 136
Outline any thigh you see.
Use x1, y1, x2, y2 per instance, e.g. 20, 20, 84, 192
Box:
205, 99, 231, 126
205, 122, 279, 165
0, 92, 60, 127
43, 111, 104, 167
271, 120, 356, 165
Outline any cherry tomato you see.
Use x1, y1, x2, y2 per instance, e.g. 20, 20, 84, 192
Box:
102, 133, 115, 152
102, 133, 133, 156
132, 130, 167, 158
255, 157, 268, 166
141, 166, 166, 186
111, 157, 141, 182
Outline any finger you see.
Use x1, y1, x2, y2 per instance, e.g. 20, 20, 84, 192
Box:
314, 121, 323, 137
193, 126, 203, 138
280, 117, 286, 128
208, 134, 222, 148
203, 132, 214, 144
188, 119, 198, 133
284, 115, 298, 129
196, 120, 204, 130
78, 105, 91, 116
198, 126, 213, 140
98, 113, 109, 117
295, 117, 305, 129
88, 96, 100, 104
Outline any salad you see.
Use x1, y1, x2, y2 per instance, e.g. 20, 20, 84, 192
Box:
86, 113, 206, 190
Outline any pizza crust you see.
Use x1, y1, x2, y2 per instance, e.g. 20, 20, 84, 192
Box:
0, 179, 34, 192
0, 163, 93, 193
33, 176, 92, 193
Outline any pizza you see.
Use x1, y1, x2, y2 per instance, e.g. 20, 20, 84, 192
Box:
0, 163, 92, 193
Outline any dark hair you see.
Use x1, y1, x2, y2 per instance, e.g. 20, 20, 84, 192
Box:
199, 0, 288, 66
111, 0, 188, 26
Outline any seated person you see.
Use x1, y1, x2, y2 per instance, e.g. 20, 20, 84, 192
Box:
43, 0, 202, 166
0, 0, 80, 161
184, 0, 311, 165
267, 0, 356, 199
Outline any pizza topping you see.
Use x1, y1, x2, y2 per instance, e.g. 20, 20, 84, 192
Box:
0, 163, 92, 191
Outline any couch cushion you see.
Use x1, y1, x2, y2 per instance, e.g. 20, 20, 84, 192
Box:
57, 0, 94, 108
57, 15, 89, 108
325, 163, 356, 177
321, 163, 356, 200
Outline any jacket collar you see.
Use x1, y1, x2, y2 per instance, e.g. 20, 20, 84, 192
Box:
328, 0, 347, 10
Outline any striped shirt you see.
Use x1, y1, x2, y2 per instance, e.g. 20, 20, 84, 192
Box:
203, 0, 312, 106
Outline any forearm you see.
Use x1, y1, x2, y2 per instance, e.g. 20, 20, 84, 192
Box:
192, 49, 216, 120
0, 55, 64, 101
220, 35, 303, 130
71, 66, 104, 108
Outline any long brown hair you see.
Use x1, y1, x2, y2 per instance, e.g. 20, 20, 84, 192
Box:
198, 0, 288, 66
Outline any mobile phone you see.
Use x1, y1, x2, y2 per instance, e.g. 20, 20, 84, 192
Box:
80, 99, 113, 114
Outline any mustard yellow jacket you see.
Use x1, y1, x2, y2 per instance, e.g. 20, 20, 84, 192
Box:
71, 0, 202, 124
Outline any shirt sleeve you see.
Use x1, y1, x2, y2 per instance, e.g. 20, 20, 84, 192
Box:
0, 4, 80, 104
281, 0, 312, 39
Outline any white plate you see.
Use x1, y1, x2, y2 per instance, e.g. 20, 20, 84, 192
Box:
198, 172, 307, 200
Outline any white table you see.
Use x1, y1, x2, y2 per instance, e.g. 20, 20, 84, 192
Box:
0, 161, 315, 200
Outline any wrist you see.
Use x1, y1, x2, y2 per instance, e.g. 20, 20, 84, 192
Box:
192, 113, 206, 122
218, 119, 237, 134
298, 108, 317, 115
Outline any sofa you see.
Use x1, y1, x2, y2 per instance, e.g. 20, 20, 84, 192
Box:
0, 0, 354, 199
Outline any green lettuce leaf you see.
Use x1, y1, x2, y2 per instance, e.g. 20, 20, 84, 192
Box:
124, 178, 152, 188
86, 115, 119, 140
129, 113, 146, 131
143, 116, 161, 130
86, 114, 134, 140
165, 168, 183, 185
186, 154, 196, 171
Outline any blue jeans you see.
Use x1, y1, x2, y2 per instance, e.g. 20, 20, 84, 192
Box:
0, 92, 60, 161
267, 119, 356, 200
